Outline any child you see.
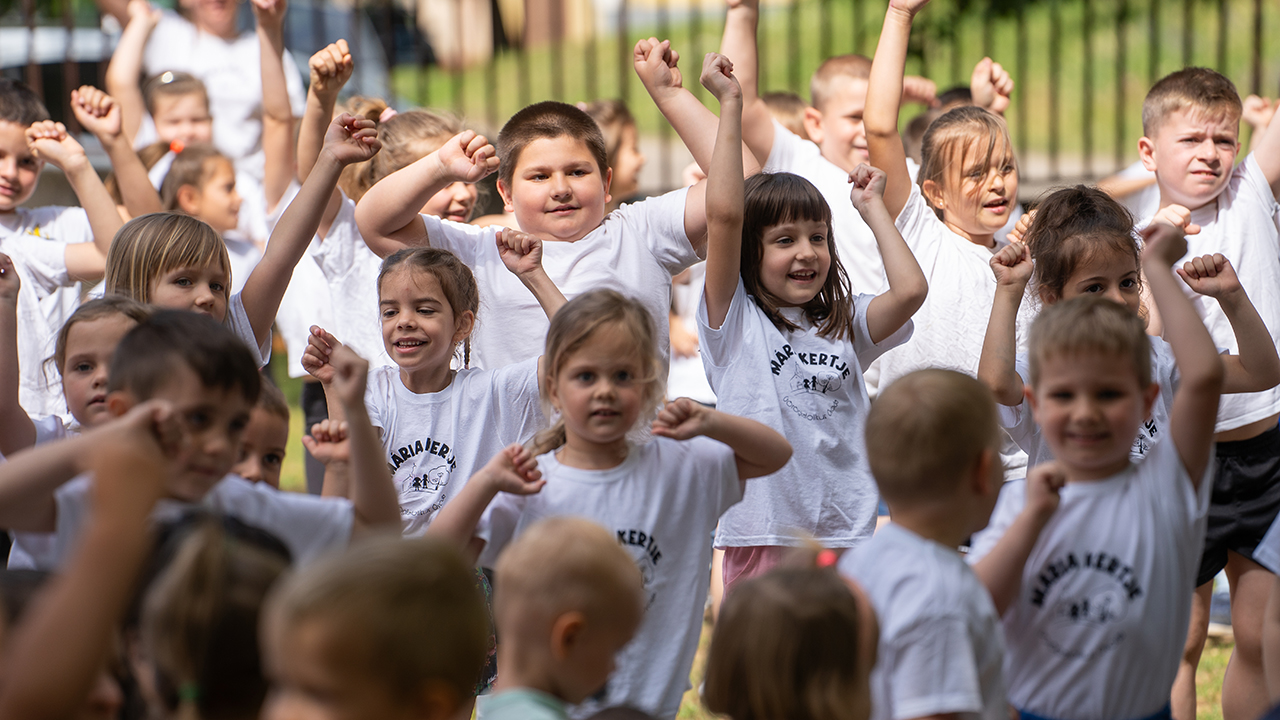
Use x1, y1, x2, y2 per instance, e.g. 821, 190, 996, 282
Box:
760, 91, 809, 140
977, 186, 1279, 470
301, 244, 546, 535
702, 561, 878, 720
697, 52, 924, 585
67, 85, 164, 222
356, 98, 713, 371
231, 381, 291, 488
839, 369, 1012, 720
968, 221, 1224, 720
581, 99, 647, 211
477, 516, 644, 720
1137, 68, 1280, 720
0, 309, 400, 569
0, 79, 124, 417
261, 536, 489, 720
428, 288, 792, 719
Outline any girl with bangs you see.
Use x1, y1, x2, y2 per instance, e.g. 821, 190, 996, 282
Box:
696, 52, 926, 590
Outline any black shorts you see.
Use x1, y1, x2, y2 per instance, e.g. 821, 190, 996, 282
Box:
1196, 423, 1280, 587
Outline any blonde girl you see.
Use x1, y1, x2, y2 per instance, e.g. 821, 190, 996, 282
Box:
697, 53, 925, 588
429, 284, 792, 719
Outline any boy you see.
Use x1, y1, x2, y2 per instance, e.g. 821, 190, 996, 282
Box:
230, 380, 290, 489
478, 516, 644, 720
0, 310, 400, 568
838, 369, 1011, 720
968, 222, 1223, 720
1139, 67, 1280, 720
0, 79, 124, 417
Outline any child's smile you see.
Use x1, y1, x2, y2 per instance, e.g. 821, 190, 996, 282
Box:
500, 135, 612, 243
379, 267, 472, 394
758, 218, 832, 306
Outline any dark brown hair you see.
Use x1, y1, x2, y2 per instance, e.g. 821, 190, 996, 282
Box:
742, 173, 856, 341
0, 77, 50, 125
496, 101, 609, 189
1142, 67, 1242, 136
377, 248, 481, 366
108, 310, 262, 406
1022, 185, 1141, 304
51, 295, 153, 375
255, 381, 290, 422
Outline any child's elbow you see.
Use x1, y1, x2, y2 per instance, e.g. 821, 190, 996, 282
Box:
1191, 355, 1227, 396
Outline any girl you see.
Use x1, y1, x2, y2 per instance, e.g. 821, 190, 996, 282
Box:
697, 53, 925, 587
102, 113, 381, 369
428, 286, 792, 719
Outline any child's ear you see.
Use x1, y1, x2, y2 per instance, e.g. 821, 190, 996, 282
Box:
602, 167, 613, 207
106, 390, 136, 418
1137, 136, 1158, 172
451, 310, 475, 346
549, 611, 587, 661
176, 184, 202, 215
802, 107, 825, 145
496, 178, 515, 214
921, 179, 946, 211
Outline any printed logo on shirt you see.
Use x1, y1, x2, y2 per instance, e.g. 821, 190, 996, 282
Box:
1131, 418, 1159, 458
387, 437, 459, 521
1029, 550, 1145, 660
617, 528, 661, 609
770, 343, 851, 422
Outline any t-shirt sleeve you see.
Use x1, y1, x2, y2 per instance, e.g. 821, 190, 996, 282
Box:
998, 353, 1038, 450
52, 475, 94, 567
882, 616, 986, 719
763, 119, 801, 173
226, 291, 270, 367
619, 187, 698, 275
363, 366, 392, 433
476, 491, 526, 568
851, 292, 913, 370
1137, 427, 1212, 526
1237, 154, 1280, 220
9, 236, 71, 295
421, 214, 492, 266
32, 206, 93, 245
226, 482, 354, 565
689, 436, 744, 517
695, 278, 752, 368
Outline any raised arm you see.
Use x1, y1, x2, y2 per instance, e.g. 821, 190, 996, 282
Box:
323, 344, 400, 537
298, 40, 353, 237
0, 254, 36, 456
969, 57, 1014, 116
652, 398, 791, 479
853, 164, 927, 342
497, 228, 567, 319
103, 0, 160, 143
1142, 222, 1224, 486
973, 462, 1063, 615
718, 0, 777, 165
1247, 93, 1280, 193
1178, 254, 1280, 394
240, 114, 380, 349
866, 0, 930, 219
977, 241, 1032, 406
354, 131, 497, 257
253, 0, 296, 214
699, 52, 745, 329
71, 86, 162, 218
426, 444, 544, 564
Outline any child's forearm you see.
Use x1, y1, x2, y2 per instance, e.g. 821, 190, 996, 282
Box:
649, 88, 759, 176
298, 91, 337, 182
104, 17, 152, 142
63, 159, 124, 259
424, 473, 498, 558
863, 199, 927, 343
703, 94, 746, 329
354, 155, 450, 256
342, 400, 400, 537
977, 287, 1028, 406
100, 133, 163, 217
972, 504, 1053, 615
259, 22, 296, 213
704, 410, 791, 480
1217, 288, 1280, 394
866, 4, 915, 217
0, 432, 91, 532
0, 297, 35, 456
519, 268, 567, 319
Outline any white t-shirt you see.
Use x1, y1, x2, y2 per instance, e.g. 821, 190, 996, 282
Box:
967, 438, 1212, 720
764, 121, 885, 295
1001, 338, 1180, 470
226, 290, 270, 368
839, 524, 1007, 720
7, 414, 74, 570
268, 182, 337, 378
364, 359, 544, 536
420, 188, 699, 370
313, 192, 391, 368
45, 472, 354, 569
0, 206, 94, 418
1114, 161, 1161, 222
698, 279, 910, 547
223, 230, 261, 296
666, 262, 715, 405
476, 437, 742, 720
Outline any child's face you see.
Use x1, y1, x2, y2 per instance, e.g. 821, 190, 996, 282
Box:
757, 218, 832, 306
0, 120, 42, 213
379, 267, 473, 376
1054, 244, 1141, 313
419, 181, 478, 224
499, 135, 612, 243
1028, 350, 1158, 481
808, 77, 870, 174
609, 124, 646, 203
152, 93, 214, 146
548, 324, 649, 449
1140, 107, 1240, 211
183, 159, 241, 234
230, 406, 288, 488
62, 315, 138, 428
180, 0, 240, 37
930, 137, 1017, 241
150, 264, 230, 321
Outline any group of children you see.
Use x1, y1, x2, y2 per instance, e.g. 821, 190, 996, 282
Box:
1, 0, 1279, 718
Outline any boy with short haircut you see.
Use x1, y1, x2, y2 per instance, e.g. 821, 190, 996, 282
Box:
478, 516, 644, 720
0, 79, 124, 417
0, 310, 400, 568
838, 368, 1010, 720
1139, 67, 1280, 720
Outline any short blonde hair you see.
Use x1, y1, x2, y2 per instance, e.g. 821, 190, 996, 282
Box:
866, 369, 999, 505
1142, 67, 1242, 137
809, 55, 871, 112
105, 213, 231, 304
762, 92, 809, 140
1028, 295, 1152, 388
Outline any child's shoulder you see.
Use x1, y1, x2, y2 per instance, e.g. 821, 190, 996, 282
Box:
841, 525, 989, 627
0, 205, 90, 241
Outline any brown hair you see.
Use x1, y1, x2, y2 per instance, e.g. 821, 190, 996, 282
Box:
762, 91, 810, 140
703, 566, 869, 720
917, 105, 1016, 217
109, 310, 262, 406
0, 77, 50, 125
742, 173, 856, 341
51, 295, 153, 375
809, 54, 872, 112
159, 143, 231, 212
377, 248, 480, 366
265, 537, 488, 704
142, 71, 210, 119
105, 213, 231, 305
496, 101, 609, 189
255, 381, 290, 423
1023, 185, 1141, 304
529, 290, 663, 455
865, 369, 999, 505
105, 141, 172, 205
580, 99, 636, 174
341, 106, 463, 203
1028, 295, 1152, 388
1142, 67, 1242, 136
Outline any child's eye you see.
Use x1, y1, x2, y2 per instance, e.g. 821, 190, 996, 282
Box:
1121, 278, 1138, 289
264, 453, 284, 468
774, 236, 793, 245
417, 306, 436, 316
186, 411, 209, 429
174, 277, 192, 287
382, 308, 396, 318
810, 234, 827, 244
230, 418, 248, 433
211, 281, 226, 292
572, 169, 588, 177
1083, 284, 1103, 293
614, 370, 634, 384
576, 371, 595, 383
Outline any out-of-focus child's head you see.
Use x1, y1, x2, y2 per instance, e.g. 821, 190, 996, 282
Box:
106, 213, 233, 320
1140, 67, 1242, 210
581, 99, 645, 204
232, 380, 290, 488
494, 517, 644, 704
1022, 185, 1141, 310
805, 54, 873, 172
159, 143, 240, 234
762, 91, 810, 141
143, 71, 214, 147
262, 537, 488, 720
0, 78, 51, 212
51, 296, 153, 428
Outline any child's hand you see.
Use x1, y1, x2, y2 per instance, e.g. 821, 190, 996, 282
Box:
652, 397, 715, 440
328, 344, 369, 409
1139, 221, 1189, 269
888, 0, 932, 15
1177, 253, 1242, 300
902, 76, 939, 107
848, 163, 888, 215
699, 52, 740, 103
989, 240, 1032, 289
1006, 209, 1035, 243
125, 0, 162, 29
1243, 94, 1278, 131
302, 419, 350, 466
308, 39, 353, 102
497, 227, 544, 278
25, 121, 86, 171
1151, 203, 1201, 236
633, 38, 683, 99
323, 113, 381, 166
970, 57, 1014, 115
302, 325, 342, 384
479, 444, 545, 496
0, 253, 20, 304
250, 0, 287, 30
87, 400, 188, 507
433, 130, 498, 184
70, 86, 122, 142
1024, 461, 1065, 523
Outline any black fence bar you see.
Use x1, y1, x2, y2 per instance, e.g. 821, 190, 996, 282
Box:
1015, 0, 1027, 167
1217, 0, 1227, 78
1183, 0, 1193, 67
1049, 0, 1060, 179
1252, 0, 1263, 96
1082, 0, 1092, 177
1116, 0, 1127, 170
1149, 0, 1159, 90
551, 0, 564, 100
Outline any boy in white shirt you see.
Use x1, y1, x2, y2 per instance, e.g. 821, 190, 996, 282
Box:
0, 310, 401, 568
839, 368, 1010, 720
